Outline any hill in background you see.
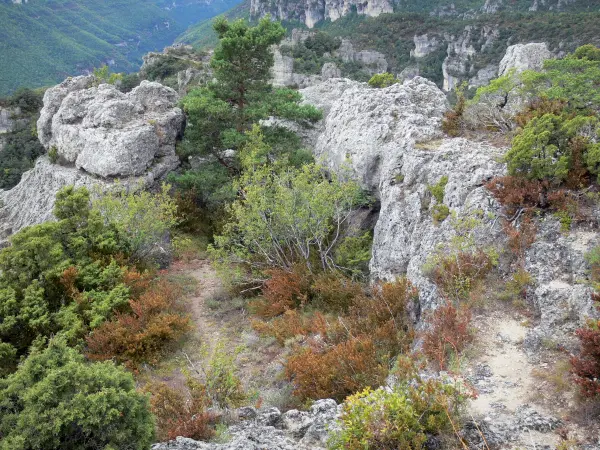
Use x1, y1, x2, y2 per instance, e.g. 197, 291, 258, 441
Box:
0, 0, 240, 95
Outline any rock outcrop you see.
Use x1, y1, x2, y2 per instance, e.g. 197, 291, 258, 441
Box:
0, 76, 183, 244
271, 32, 387, 89
251, 0, 392, 28
151, 399, 340, 450
498, 42, 553, 76
301, 77, 506, 310
0, 107, 17, 134
37, 77, 183, 178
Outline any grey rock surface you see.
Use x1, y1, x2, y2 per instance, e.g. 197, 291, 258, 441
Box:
498, 43, 553, 76
251, 0, 392, 28
0, 107, 17, 134
301, 77, 506, 310
1, 77, 182, 245
37, 78, 184, 178
151, 399, 340, 450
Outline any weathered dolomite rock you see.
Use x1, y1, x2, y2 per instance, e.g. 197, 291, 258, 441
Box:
0, 154, 177, 245
498, 43, 553, 76
310, 77, 449, 191
301, 78, 506, 310
442, 25, 500, 91
37, 77, 184, 178
321, 62, 341, 79
301, 75, 599, 348
524, 223, 600, 351
411, 34, 441, 58
1, 76, 182, 245
335, 40, 388, 75
251, 0, 392, 28
151, 399, 340, 450
0, 107, 18, 134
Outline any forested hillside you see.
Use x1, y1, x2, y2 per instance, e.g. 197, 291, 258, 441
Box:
0, 0, 240, 95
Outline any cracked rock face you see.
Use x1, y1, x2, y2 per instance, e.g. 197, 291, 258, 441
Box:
1, 76, 182, 245
37, 77, 184, 178
301, 77, 506, 311
498, 43, 553, 76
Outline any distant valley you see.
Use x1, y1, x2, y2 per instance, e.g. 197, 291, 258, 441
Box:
0, 0, 240, 95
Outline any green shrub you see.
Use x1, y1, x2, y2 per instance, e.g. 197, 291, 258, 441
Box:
428, 175, 448, 203
333, 232, 373, 278
367, 72, 398, 88
506, 113, 600, 184
48, 145, 58, 163
432, 204, 450, 224
0, 337, 154, 450
91, 183, 179, 265
328, 374, 468, 449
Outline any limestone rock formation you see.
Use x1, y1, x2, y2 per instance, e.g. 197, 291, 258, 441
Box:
300, 74, 599, 370
37, 77, 184, 178
441, 25, 500, 91
151, 399, 340, 450
0, 107, 18, 134
251, 0, 392, 28
302, 78, 505, 310
410, 34, 441, 59
498, 43, 553, 76
336, 40, 388, 74
271, 34, 388, 89
0, 76, 183, 244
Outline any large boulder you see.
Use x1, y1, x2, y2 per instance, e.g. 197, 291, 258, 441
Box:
301, 74, 599, 349
1, 76, 183, 245
37, 77, 184, 178
498, 43, 553, 76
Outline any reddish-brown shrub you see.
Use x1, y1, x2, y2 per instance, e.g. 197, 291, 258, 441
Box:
252, 310, 330, 345
285, 337, 389, 402
250, 267, 311, 319
570, 320, 600, 397
503, 215, 537, 261
277, 278, 417, 402
146, 377, 216, 441
311, 272, 363, 313
422, 302, 473, 370
86, 279, 191, 368
486, 176, 546, 215
442, 90, 466, 137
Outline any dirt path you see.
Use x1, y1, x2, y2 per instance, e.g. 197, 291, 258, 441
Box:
467, 310, 562, 449
166, 259, 291, 408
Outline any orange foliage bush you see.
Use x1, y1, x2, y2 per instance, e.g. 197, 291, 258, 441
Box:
146, 378, 216, 441
311, 272, 364, 313
486, 176, 546, 215
250, 268, 309, 319
570, 320, 600, 397
86, 279, 191, 368
285, 337, 388, 402
422, 301, 473, 370
503, 215, 537, 261
266, 278, 418, 402
252, 310, 329, 345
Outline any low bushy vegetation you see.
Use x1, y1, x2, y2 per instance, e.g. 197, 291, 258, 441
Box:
252, 271, 417, 402
368, 73, 398, 88
0, 337, 155, 450
0, 186, 186, 370
0, 88, 45, 189
328, 371, 470, 450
